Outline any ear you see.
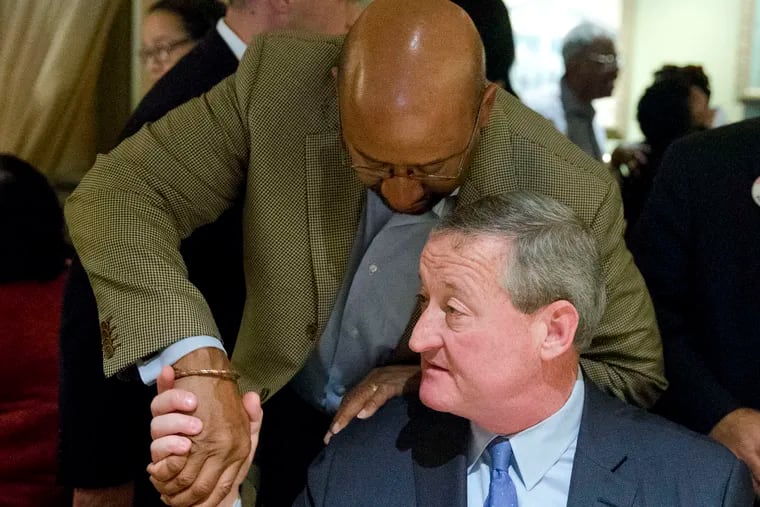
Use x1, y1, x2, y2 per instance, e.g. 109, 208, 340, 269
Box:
478, 82, 500, 129
534, 300, 579, 361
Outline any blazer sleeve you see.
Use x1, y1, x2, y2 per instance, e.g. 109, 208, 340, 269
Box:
578, 176, 667, 409
65, 41, 260, 376
631, 142, 742, 432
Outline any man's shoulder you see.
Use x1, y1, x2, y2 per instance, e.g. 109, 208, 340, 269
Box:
469, 88, 614, 212
582, 384, 741, 469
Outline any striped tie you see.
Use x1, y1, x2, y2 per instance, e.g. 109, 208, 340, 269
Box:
486, 437, 518, 507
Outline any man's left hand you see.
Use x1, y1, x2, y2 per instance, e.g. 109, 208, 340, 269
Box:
709, 407, 760, 496
324, 365, 420, 444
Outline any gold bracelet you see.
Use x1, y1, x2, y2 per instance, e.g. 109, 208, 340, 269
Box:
173, 368, 241, 382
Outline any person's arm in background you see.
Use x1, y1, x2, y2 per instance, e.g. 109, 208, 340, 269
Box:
631, 138, 760, 494
58, 256, 153, 507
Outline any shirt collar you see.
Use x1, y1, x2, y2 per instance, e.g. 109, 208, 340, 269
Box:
216, 18, 246, 61
468, 370, 585, 490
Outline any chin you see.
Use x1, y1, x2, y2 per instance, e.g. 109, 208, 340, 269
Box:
418, 378, 457, 414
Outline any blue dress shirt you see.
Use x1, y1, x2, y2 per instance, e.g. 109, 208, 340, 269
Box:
467, 373, 585, 506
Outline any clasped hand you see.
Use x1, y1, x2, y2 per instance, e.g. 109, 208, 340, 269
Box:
148, 366, 259, 507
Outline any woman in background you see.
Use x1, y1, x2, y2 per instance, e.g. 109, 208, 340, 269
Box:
0, 155, 70, 507
140, 0, 226, 87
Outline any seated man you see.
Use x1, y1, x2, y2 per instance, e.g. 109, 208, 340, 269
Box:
150, 192, 753, 507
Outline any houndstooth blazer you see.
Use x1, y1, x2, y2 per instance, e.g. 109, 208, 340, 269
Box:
66, 31, 666, 408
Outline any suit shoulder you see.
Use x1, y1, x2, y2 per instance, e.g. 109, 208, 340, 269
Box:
587, 387, 738, 466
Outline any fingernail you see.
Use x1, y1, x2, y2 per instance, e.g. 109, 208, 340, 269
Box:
330, 423, 341, 434
357, 409, 370, 419
183, 394, 194, 408
323, 432, 332, 445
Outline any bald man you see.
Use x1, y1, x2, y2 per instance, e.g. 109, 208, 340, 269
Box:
66, 0, 665, 505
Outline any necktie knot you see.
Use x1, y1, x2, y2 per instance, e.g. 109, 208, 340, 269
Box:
488, 437, 512, 473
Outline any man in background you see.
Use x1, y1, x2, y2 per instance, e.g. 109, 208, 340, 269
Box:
523, 21, 619, 161
58, 1, 366, 506
632, 119, 760, 498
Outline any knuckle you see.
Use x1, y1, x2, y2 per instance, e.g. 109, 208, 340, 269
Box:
174, 471, 195, 489
189, 479, 214, 499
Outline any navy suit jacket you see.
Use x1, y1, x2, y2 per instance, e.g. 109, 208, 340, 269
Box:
631, 119, 760, 434
297, 384, 753, 506
57, 27, 243, 499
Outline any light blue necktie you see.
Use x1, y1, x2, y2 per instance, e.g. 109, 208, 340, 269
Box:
486, 438, 518, 507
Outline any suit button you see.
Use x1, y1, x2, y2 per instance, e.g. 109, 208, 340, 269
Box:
260, 388, 270, 402
306, 323, 318, 341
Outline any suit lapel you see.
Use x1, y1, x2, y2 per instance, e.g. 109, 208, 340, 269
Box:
567, 385, 638, 507
304, 96, 364, 330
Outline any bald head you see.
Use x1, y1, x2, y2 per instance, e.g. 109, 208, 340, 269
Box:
339, 0, 486, 151
337, 0, 499, 215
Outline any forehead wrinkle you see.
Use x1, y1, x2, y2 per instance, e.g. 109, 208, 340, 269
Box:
421, 235, 506, 297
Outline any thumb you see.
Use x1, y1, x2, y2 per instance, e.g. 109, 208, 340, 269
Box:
241, 391, 263, 435
156, 365, 175, 394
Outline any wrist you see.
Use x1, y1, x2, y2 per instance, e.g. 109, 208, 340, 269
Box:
173, 346, 230, 370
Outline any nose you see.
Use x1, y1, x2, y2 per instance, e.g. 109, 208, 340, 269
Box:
146, 58, 165, 80
409, 305, 443, 353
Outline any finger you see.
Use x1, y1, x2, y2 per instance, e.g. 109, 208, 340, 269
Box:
241, 391, 263, 439
151, 413, 203, 439
326, 382, 379, 442
148, 454, 189, 484
151, 449, 207, 499
165, 456, 244, 507
157, 365, 176, 394
194, 463, 243, 507
151, 389, 198, 417
151, 434, 193, 463
356, 383, 396, 419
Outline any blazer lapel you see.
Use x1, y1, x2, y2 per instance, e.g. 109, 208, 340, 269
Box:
304, 126, 364, 331
567, 385, 638, 507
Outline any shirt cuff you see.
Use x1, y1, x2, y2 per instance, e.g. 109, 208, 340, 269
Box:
137, 336, 227, 385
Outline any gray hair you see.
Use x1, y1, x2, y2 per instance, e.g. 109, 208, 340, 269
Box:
562, 21, 614, 65
433, 191, 606, 352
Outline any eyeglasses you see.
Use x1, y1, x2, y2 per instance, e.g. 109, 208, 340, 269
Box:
587, 53, 621, 70
346, 101, 484, 183
139, 38, 193, 65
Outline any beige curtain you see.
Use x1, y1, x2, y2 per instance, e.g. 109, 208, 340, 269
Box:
0, 0, 124, 184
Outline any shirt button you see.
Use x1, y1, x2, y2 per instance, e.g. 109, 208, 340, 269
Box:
369, 264, 378, 274
335, 385, 346, 396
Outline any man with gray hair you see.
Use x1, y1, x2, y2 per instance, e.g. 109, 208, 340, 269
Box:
524, 21, 619, 161
149, 191, 752, 506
